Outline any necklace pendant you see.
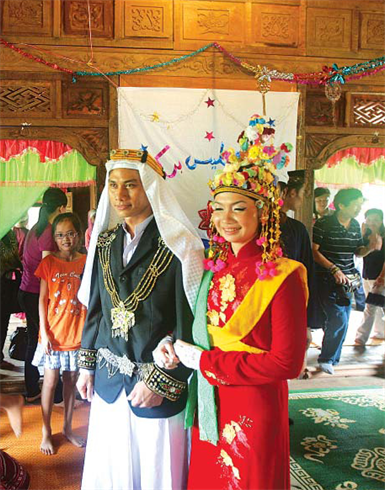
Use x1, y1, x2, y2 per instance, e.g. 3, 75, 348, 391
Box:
111, 303, 135, 340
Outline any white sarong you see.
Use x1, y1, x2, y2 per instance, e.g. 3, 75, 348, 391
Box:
81, 390, 188, 490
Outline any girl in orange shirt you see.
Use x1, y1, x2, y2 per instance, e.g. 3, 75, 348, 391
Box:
33, 213, 87, 455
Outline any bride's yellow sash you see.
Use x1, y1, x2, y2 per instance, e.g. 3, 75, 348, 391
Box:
207, 258, 308, 353
185, 258, 308, 445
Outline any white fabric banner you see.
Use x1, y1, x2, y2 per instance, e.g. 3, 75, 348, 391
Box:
118, 87, 299, 237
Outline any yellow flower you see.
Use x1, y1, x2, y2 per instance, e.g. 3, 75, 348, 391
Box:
222, 424, 237, 444
264, 170, 274, 184
264, 162, 276, 173
222, 420, 244, 444
220, 449, 232, 466
233, 172, 246, 186
219, 274, 236, 303
207, 310, 220, 326
219, 450, 240, 480
222, 173, 234, 186
248, 145, 261, 161
223, 163, 239, 173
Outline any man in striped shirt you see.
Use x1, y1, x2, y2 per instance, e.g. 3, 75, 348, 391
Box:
312, 188, 380, 374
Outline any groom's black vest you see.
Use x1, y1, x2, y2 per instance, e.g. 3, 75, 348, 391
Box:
79, 219, 193, 418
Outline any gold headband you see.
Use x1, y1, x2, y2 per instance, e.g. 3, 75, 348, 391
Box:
109, 149, 165, 178
213, 186, 268, 203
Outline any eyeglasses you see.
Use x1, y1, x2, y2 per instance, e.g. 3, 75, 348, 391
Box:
55, 231, 78, 240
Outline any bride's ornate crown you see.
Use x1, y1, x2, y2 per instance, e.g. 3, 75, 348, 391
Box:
209, 115, 292, 203
205, 115, 293, 275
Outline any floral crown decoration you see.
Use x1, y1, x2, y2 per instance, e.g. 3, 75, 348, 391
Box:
205, 114, 293, 279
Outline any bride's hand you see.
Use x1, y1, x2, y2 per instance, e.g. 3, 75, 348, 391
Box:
174, 340, 203, 370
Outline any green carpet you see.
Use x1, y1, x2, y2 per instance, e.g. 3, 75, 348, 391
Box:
289, 388, 385, 490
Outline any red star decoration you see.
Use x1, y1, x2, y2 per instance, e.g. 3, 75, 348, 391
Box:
205, 97, 215, 107
205, 131, 215, 142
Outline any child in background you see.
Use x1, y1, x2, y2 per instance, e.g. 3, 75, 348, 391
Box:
32, 213, 87, 455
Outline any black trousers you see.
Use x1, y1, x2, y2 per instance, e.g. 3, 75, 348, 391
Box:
18, 289, 63, 402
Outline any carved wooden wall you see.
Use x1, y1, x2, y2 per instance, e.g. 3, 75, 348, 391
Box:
1, 0, 384, 228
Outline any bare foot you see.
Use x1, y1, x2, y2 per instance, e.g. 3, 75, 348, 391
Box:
63, 429, 86, 448
54, 399, 83, 409
40, 433, 55, 455
0, 394, 24, 437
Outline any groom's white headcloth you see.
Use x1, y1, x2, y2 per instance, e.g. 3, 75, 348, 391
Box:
78, 149, 204, 311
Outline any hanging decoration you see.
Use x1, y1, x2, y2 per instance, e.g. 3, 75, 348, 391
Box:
1, 36, 385, 91
324, 82, 342, 126
0, 38, 74, 75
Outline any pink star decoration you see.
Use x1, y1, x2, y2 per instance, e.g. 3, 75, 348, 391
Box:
205, 97, 215, 107
205, 131, 215, 142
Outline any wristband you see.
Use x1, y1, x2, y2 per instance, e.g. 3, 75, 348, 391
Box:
329, 265, 340, 275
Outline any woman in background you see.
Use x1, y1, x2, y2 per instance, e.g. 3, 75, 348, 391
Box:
313, 187, 332, 222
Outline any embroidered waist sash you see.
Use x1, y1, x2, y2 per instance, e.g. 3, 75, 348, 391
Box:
185, 258, 308, 445
97, 347, 186, 402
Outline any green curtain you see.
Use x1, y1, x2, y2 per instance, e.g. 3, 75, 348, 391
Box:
0, 150, 96, 186
315, 156, 385, 186
0, 149, 96, 239
0, 186, 47, 240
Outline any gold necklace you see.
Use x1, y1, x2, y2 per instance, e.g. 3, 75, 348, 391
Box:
98, 231, 174, 340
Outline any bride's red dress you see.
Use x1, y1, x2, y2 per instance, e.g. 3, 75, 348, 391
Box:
188, 240, 307, 490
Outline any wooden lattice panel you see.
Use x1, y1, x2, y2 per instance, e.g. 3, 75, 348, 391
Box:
123, 0, 172, 39
63, 0, 113, 37
0, 0, 53, 36
0, 82, 53, 117
351, 94, 385, 127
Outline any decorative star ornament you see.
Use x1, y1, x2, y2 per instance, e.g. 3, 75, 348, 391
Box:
205, 131, 215, 141
140, 144, 148, 151
151, 112, 160, 122
205, 97, 215, 108
267, 118, 275, 126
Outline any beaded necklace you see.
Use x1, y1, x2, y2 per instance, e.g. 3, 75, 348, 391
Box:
98, 231, 174, 340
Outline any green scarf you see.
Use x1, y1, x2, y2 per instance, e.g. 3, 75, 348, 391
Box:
184, 269, 219, 445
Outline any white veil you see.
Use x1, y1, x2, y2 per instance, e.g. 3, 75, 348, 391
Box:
78, 159, 204, 312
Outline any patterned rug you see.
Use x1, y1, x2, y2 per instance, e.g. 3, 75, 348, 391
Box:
289, 388, 385, 490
